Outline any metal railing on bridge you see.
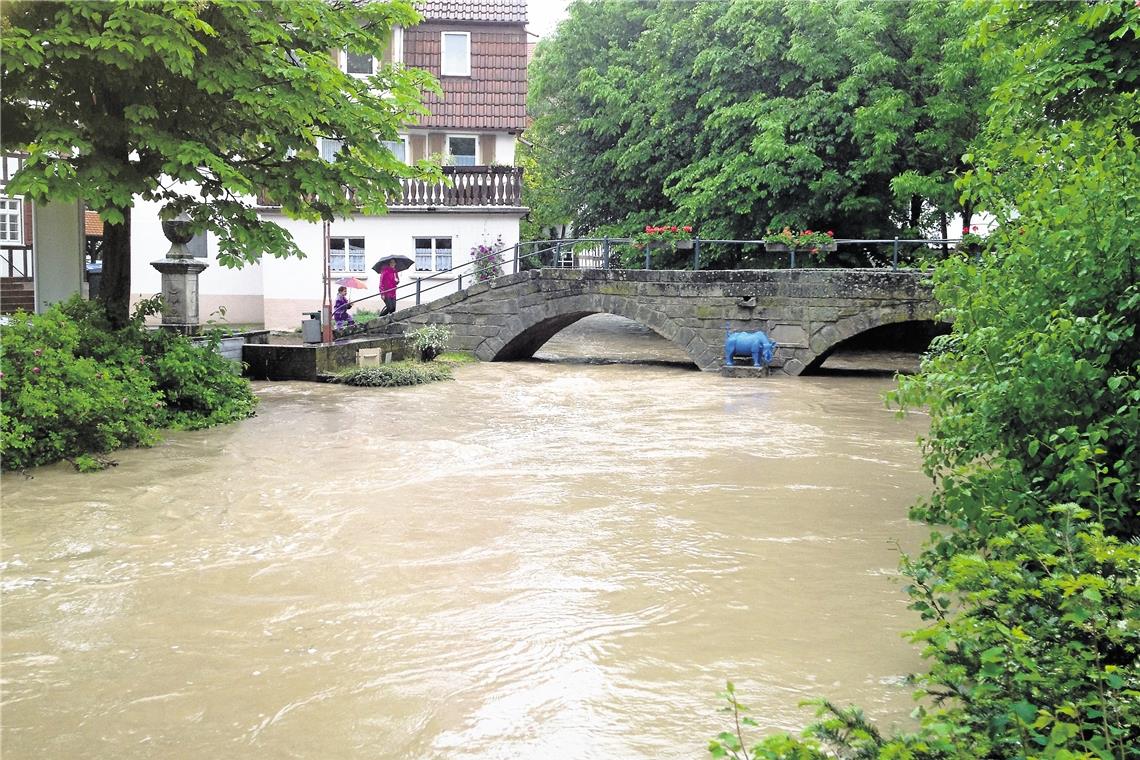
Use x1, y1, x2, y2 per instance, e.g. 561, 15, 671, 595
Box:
342, 236, 964, 329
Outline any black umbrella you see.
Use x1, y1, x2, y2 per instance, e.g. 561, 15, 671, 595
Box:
371, 254, 415, 273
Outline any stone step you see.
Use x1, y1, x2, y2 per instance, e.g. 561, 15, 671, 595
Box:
1, 277, 36, 314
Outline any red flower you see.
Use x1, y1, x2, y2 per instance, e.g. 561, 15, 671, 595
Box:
804, 229, 812, 235
962, 226, 970, 234
827, 230, 834, 236
683, 226, 693, 233
644, 226, 653, 233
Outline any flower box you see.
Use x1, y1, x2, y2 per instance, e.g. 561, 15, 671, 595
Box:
764, 241, 837, 253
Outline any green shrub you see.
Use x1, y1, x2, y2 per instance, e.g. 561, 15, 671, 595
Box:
332, 361, 452, 387
405, 323, 452, 361
1, 297, 258, 471
1, 304, 161, 469
142, 329, 258, 430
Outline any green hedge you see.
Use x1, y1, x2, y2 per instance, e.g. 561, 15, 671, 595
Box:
1, 298, 257, 471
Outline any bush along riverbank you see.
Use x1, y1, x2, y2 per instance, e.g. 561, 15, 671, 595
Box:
1, 297, 257, 472
707, 3, 1139, 758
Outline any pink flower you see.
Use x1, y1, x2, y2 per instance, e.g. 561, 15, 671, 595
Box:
827, 230, 834, 236
962, 226, 970, 234
683, 226, 693, 233
644, 226, 653, 233
32, 366, 40, 374
139, 357, 146, 364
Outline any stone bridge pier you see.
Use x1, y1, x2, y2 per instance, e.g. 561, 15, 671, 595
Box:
363, 268, 942, 375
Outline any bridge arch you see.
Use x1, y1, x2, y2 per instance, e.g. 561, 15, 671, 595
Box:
794, 304, 945, 376
476, 293, 704, 367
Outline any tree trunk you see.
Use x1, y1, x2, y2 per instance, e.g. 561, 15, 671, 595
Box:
909, 194, 922, 231
100, 206, 132, 329
939, 211, 949, 257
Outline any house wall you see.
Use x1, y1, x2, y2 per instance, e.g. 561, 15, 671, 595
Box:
130, 201, 524, 331
130, 197, 265, 325
32, 200, 85, 311
258, 210, 524, 330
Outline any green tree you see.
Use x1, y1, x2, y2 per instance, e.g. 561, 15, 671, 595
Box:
527, 0, 993, 263
528, 0, 660, 235
1, 0, 440, 327
711, 1, 1140, 757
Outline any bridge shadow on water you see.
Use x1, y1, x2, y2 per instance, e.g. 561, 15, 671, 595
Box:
530, 314, 938, 376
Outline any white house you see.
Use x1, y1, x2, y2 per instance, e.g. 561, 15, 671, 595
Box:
128, 0, 530, 331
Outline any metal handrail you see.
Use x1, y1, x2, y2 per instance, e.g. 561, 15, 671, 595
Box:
336, 235, 960, 334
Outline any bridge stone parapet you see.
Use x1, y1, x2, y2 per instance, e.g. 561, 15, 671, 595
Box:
361, 268, 941, 375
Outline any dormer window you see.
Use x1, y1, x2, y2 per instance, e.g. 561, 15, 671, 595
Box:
344, 49, 374, 75
440, 32, 470, 76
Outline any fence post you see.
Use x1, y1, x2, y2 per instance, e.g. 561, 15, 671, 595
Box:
644, 243, 651, 270
513, 243, 519, 274
790, 249, 796, 269
416, 279, 422, 306
892, 237, 899, 270
693, 238, 700, 270
603, 237, 610, 269
458, 273, 463, 291
554, 240, 562, 268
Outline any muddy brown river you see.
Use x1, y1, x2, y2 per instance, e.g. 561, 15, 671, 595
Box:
1, 316, 931, 759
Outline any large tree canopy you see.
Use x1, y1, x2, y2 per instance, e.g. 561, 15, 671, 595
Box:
1, 0, 440, 326
528, 0, 996, 261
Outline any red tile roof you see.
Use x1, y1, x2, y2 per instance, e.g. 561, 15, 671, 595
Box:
84, 210, 103, 237
406, 24, 528, 130
414, 1, 527, 24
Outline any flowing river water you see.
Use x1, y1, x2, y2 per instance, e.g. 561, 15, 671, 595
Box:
1, 316, 932, 759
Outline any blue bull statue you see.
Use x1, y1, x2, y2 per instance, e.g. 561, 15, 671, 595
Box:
724, 325, 778, 367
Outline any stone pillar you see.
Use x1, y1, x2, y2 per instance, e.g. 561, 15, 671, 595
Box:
150, 215, 208, 334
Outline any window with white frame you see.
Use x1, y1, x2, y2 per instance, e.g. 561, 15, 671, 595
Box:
383, 136, 408, 164
447, 135, 477, 166
330, 237, 366, 272
440, 32, 470, 76
320, 137, 344, 162
381, 27, 404, 66
414, 237, 452, 272
343, 49, 374, 75
0, 198, 23, 245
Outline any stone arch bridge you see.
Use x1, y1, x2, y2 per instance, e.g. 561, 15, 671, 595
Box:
364, 268, 942, 375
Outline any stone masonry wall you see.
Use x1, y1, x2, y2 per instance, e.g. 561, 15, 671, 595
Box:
359, 268, 940, 375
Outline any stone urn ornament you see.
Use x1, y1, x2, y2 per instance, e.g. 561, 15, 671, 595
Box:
161, 213, 196, 258
151, 212, 208, 332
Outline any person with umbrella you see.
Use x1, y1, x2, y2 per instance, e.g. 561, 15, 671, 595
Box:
333, 276, 367, 330
378, 259, 400, 316
333, 285, 356, 330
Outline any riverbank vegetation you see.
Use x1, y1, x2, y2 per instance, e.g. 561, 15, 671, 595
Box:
0, 298, 257, 472
332, 362, 453, 387
684, 1, 1138, 757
